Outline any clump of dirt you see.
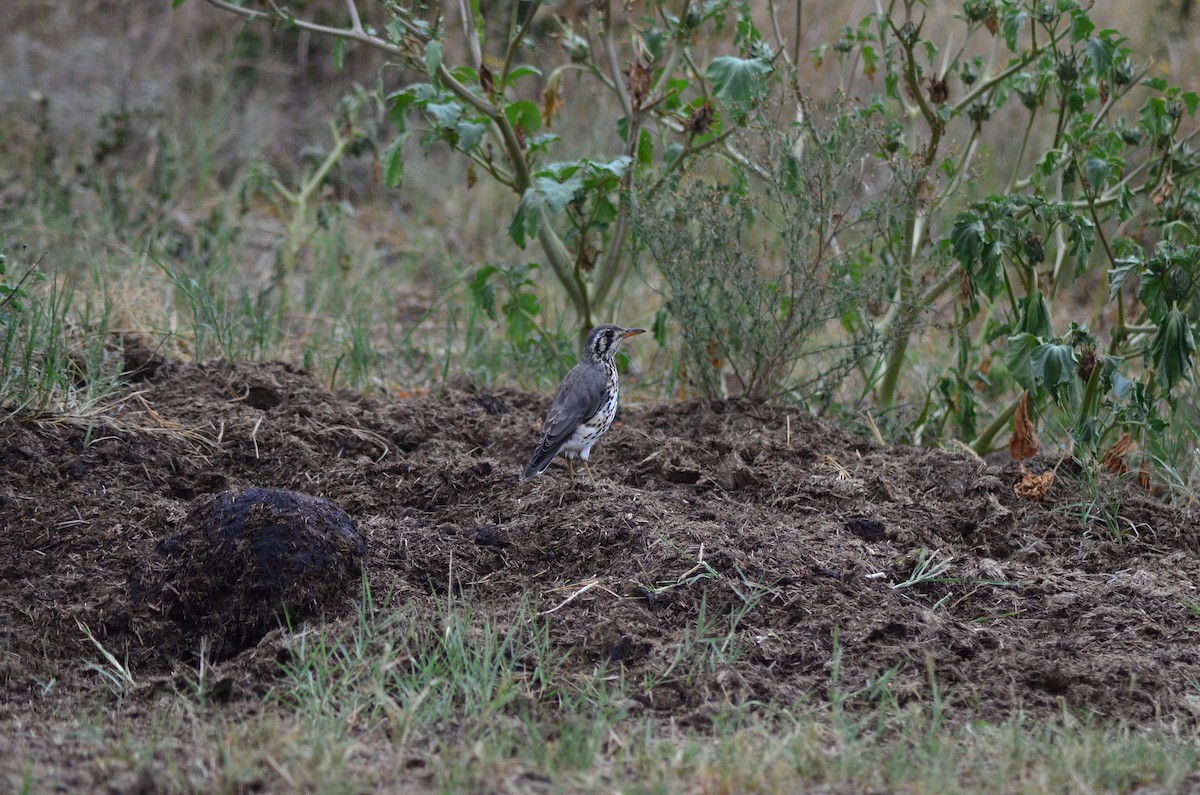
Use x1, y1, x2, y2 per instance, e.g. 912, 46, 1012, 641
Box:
3, 358, 1200, 732
132, 487, 366, 661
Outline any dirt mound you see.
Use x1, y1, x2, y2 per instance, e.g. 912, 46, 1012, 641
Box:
132, 487, 366, 661
3, 360, 1200, 725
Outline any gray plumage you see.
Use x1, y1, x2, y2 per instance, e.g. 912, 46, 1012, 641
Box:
520, 324, 644, 482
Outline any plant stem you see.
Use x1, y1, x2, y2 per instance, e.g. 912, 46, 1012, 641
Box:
971, 395, 1020, 455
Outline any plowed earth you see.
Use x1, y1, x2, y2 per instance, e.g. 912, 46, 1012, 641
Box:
4, 356, 1200, 788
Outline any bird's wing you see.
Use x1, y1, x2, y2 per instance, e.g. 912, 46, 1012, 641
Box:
521, 363, 609, 479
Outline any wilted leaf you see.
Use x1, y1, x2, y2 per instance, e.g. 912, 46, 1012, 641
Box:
1101, 432, 1132, 475
1108, 257, 1141, 300
1147, 308, 1196, 391
1010, 392, 1039, 461
1014, 467, 1055, 501
1005, 332, 1040, 392
686, 101, 715, 139
1151, 173, 1174, 206
625, 59, 652, 109
542, 77, 564, 129
1031, 342, 1078, 397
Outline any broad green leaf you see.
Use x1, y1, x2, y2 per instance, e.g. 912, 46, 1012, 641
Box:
1184, 90, 1200, 116
1147, 308, 1196, 391
1067, 217, 1095, 275
504, 100, 542, 135
652, 307, 670, 346
1002, 9, 1027, 51
1069, 12, 1095, 43
950, 213, 985, 267
664, 143, 685, 168
637, 129, 654, 167
1006, 332, 1040, 392
593, 195, 618, 225
450, 66, 478, 85
505, 65, 543, 84
456, 121, 488, 152
383, 135, 406, 188
508, 189, 544, 249
1108, 257, 1141, 300
977, 241, 1006, 300
424, 40, 444, 77
1084, 37, 1114, 74
503, 290, 541, 348
1112, 369, 1134, 400
533, 173, 584, 214
426, 102, 462, 129
616, 116, 630, 143
1018, 291, 1053, 339
706, 56, 772, 114
536, 162, 582, 181
527, 133, 561, 154
592, 156, 632, 179
387, 87, 424, 131
1084, 156, 1111, 190
469, 265, 499, 320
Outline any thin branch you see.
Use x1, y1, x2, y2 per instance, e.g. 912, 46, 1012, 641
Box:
500, 1, 541, 88
199, 0, 402, 54
458, 0, 482, 70
344, 0, 364, 34
603, 0, 633, 118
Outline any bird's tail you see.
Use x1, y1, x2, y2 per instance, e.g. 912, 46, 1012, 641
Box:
519, 449, 554, 482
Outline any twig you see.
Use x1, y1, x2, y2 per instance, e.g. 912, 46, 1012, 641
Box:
540, 579, 603, 615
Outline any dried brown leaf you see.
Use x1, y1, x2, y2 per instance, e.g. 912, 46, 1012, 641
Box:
1101, 432, 1132, 476
1138, 461, 1153, 492
1009, 392, 1039, 461
542, 79, 564, 129
479, 64, 495, 97
1014, 468, 1055, 501
625, 59, 652, 109
1152, 173, 1174, 206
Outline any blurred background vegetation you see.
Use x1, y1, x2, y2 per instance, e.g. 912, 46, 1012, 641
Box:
4, 0, 1200, 494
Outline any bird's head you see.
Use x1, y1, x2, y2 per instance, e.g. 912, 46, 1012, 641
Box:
583, 324, 645, 363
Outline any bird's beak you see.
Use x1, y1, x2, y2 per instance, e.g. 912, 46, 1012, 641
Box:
621, 328, 646, 338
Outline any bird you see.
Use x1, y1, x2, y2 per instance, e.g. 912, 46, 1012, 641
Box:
520, 324, 645, 483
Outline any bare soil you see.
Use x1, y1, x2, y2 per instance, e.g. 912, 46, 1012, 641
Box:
4, 356, 1200, 788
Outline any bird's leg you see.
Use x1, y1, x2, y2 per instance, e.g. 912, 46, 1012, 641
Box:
583, 460, 595, 486
566, 459, 575, 480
